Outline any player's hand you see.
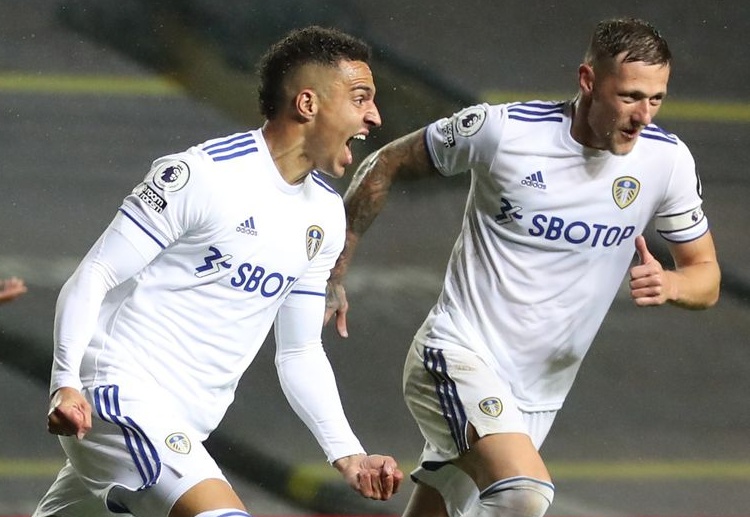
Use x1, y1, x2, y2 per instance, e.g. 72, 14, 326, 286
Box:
324, 279, 349, 338
47, 387, 92, 440
0, 276, 27, 304
333, 453, 403, 501
629, 235, 674, 306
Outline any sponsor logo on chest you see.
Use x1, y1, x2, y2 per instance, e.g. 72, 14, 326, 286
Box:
192, 221, 325, 297
492, 174, 641, 247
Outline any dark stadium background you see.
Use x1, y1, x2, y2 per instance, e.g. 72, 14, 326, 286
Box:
1, 1, 749, 515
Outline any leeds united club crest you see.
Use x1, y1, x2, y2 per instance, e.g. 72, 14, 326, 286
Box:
165, 432, 191, 454
612, 176, 641, 209
479, 397, 503, 417
306, 225, 324, 261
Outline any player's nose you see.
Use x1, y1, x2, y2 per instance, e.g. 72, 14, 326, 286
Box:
365, 102, 382, 128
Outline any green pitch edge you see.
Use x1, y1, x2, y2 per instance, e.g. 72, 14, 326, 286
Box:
3, 458, 750, 481
0, 73, 181, 96
1, 74, 748, 124
288, 460, 750, 486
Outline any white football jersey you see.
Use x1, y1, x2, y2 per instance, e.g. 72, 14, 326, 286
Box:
420, 101, 708, 411
58, 129, 346, 438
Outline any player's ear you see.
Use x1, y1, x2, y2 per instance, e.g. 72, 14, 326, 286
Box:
578, 63, 595, 95
295, 89, 318, 122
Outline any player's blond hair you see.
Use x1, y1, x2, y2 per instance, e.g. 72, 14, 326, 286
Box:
584, 17, 671, 70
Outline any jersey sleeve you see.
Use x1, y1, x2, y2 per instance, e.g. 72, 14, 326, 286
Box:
271, 193, 361, 462
653, 140, 709, 243
273, 294, 365, 463
424, 103, 504, 177
118, 151, 212, 249
52, 151, 212, 394
51, 212, 162, 393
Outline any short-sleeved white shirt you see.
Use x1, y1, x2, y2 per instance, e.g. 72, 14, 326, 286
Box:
420, 101, 707, 411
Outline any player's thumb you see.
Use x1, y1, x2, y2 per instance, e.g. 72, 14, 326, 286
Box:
336, 311, 349, 339
323, 305, 334, 325
635, 235, 654, 265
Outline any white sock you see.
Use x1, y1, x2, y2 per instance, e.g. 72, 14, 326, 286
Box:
464, 476, 554, 517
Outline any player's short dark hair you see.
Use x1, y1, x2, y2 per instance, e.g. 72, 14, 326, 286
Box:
257, 26, 372, 119
584, 17, 671, 68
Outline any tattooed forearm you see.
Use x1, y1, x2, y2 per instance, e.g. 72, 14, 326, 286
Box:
344, 129, 434, 236
330, 129, 436, 281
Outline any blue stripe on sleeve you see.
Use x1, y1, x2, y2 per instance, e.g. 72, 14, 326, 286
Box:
118, 208, 167, 249
289, 289, 326, 297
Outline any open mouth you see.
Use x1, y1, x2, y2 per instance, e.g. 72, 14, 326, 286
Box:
345, 133, 367, 164
347, 133, 366, 148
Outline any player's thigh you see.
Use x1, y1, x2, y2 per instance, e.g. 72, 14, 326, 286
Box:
410, 460, 479, 517
403, 343, 549, 487
454, 430, 550, 491
111, 465, 241, 517
167, 478, 245, 517
402, 481, 449, 517
403, 342, 527, 456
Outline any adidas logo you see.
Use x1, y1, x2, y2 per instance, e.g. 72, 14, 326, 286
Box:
521, 171, 546, 190
236, 216, 257, 236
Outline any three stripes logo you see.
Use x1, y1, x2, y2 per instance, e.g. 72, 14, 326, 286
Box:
236, 216, 257, 236
521, 171, 546, 190
93, 385, 161, 490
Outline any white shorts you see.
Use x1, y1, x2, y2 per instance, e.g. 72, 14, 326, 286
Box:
33, 384, 227, 517
403, 341, 557, 516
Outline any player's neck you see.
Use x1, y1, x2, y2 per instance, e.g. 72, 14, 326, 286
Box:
569, 95, 595, 149
262, 122, 313, 185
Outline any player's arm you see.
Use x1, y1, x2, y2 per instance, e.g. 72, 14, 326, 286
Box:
629, 232, 720, 308
274, 294, 403, 500
48, 212, 162, 439
325, 128, 439, 335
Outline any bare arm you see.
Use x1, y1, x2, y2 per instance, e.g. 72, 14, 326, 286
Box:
325, 128, 440, 336
629, 231, 720, 309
